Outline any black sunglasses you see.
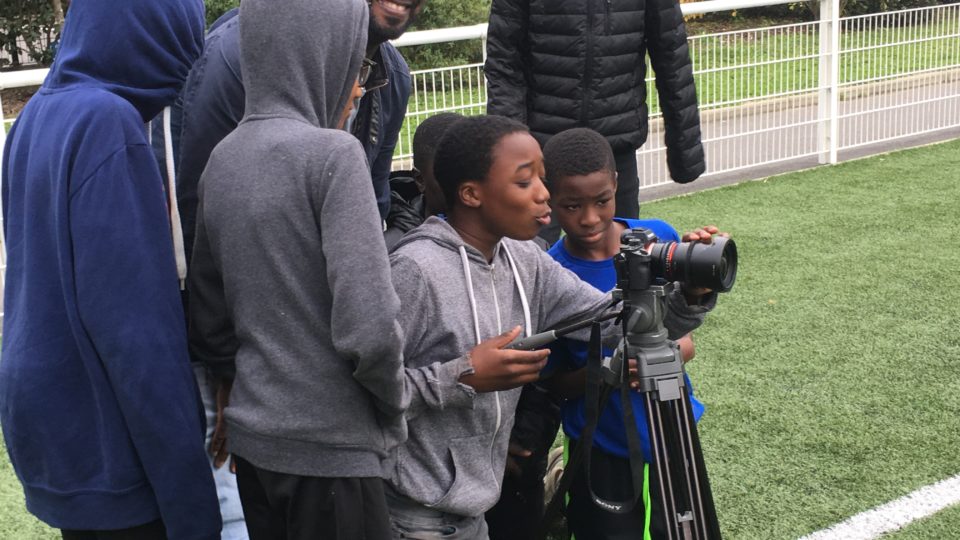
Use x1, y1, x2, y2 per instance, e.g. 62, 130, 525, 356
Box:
359, 58, 375, 87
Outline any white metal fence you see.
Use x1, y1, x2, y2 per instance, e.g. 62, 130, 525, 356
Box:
392, 0, 960, 185
4, 1, 960, 177
2, 0, 960, 323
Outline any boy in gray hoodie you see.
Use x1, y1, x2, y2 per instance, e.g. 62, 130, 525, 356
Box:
386, 115, 718, 539
187, 0, 403, 538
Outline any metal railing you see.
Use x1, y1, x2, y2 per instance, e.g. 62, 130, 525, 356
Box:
2, 0, 960, 324
391, 1, 960, 183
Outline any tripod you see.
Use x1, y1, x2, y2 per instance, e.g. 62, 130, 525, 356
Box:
539, 228, 735, 540
598, 279, 722, 540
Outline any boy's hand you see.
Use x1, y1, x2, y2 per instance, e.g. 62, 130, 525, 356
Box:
505, 442, 534, 477
677, 333, 696, 364
210, 377, 235, 472
680, 225, 729, 303
460, 326, 550, 393
681, 225, 726, 245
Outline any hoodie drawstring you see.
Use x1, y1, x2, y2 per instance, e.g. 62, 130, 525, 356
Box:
459, 242, 533, 495
502, 244, 532, 339
458, 244, 533, 346
459, 246, 483, 346
162, 106, 188, 290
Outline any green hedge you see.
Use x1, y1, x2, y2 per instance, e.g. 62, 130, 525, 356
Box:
205, 0, 239, 27
202, 0, 491, 71
702, 0, 955, 22
0, 0, 61, 68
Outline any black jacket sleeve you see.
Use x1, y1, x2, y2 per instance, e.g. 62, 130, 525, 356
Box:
645, 0, 706, 183
485, 0, 529, 122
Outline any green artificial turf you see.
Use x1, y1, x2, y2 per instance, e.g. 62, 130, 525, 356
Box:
1, 139, 959, 538
885, 502, 960, 539
0, 455, 54, 539
645, 138, 960, 538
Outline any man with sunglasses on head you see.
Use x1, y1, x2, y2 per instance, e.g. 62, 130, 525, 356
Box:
149, 1, 426, 538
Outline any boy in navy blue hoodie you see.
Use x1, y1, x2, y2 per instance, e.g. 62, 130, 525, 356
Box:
542, 128, 718, 540
0, 1, 219, 538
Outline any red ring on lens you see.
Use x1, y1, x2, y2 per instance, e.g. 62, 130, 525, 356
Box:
665, 242, 678, 278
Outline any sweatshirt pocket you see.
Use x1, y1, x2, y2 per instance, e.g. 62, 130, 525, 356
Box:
427, 433, 501, 514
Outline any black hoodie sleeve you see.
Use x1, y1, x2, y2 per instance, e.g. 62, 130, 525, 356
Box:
644, 0, 706, 183
188, 189, 238, 382
485, 0, 530, 122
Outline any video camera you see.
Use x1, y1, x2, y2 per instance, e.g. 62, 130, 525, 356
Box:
603, 228, 737, 388
539, 228, 737, 540
594, 227, 737, 538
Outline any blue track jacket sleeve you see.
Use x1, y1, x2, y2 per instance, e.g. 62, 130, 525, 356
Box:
70, 144, 221, 540
370, 70, 411, 218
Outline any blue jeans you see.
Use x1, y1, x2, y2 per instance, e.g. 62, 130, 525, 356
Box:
194, 365, 248, 540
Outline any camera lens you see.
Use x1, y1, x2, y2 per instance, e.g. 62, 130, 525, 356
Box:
648, 237, 738, 292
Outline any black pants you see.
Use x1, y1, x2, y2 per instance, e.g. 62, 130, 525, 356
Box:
235, 455, 391, 540
61, 520, 166, 540
566, 445, 665, 540
486, 449, 549, 540
539, 148, 641, 246
487, 384, 562, 540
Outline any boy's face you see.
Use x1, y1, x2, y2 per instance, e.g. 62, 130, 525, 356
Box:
338, 79, 364, 130
469, 132, 551, 241
551, 170, 617, 251
368, 0, 425, 42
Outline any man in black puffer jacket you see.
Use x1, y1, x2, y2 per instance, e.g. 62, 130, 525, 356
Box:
486, 0, 705, 244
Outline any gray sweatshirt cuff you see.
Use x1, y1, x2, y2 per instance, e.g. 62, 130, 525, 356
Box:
437, 355, 477, 409
665, 285, 717, 338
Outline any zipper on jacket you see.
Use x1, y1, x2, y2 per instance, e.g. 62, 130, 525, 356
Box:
581, 0, 596, 124
489, 264, 504, 489
605, 0, 612, 34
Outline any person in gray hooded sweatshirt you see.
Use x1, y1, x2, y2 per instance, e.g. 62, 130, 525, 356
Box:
385, 115, 717, 539
187, 0, 404, 537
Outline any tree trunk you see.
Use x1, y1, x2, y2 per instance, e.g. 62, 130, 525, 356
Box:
51, 0, 65, 26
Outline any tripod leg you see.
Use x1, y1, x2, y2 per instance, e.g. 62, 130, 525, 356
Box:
646, 393, 680, 540
679, 389, 722, 539
646, 390, 723, 540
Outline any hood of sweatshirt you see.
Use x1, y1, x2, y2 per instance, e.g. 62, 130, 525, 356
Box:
394, 217, 535, 343
393, 216, 510, 265
239, 0, 367, 129
43, 0, 204, 123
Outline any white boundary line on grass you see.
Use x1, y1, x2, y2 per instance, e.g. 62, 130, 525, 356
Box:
799, 474, 960, 540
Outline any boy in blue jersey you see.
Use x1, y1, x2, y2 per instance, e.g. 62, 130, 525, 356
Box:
541, 128, 720, 540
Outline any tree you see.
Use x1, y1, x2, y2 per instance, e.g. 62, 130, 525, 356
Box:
0, 0, 63, 68
51, 0, 64, 26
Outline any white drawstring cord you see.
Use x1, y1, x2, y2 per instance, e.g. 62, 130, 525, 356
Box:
502, 243, 532, 338
459, 243, 533, 344
162, 107, 187, 290
459, 246, 483, 346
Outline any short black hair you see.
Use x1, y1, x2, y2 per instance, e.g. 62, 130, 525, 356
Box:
433, 115, 529, 209
412, 113, 463, 171
543, 128, 616, 187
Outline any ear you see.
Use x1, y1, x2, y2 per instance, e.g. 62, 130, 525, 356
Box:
613, 171, 619, 189
459, 180, 483, 209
